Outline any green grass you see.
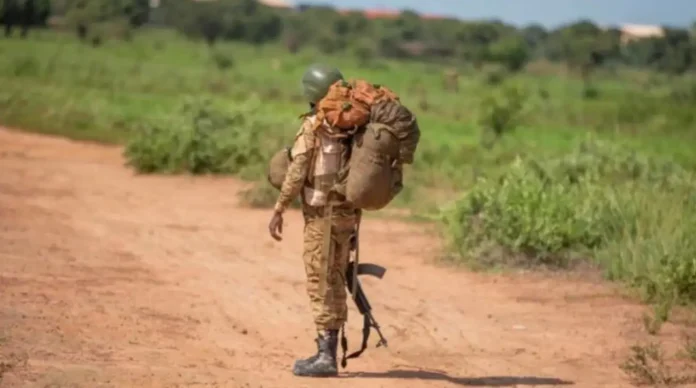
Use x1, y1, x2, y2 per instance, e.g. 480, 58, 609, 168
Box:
2, 28, 696, 311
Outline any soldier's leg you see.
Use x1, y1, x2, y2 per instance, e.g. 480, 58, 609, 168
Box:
299, 216, 327, 331
294, 216, 334, 376
294, 212, 356, 377
323, 218, 354, 331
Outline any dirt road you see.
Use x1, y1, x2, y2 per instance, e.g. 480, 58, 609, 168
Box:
0, 127, 690, 388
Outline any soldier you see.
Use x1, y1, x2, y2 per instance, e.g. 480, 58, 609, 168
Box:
268, 63, 360, 377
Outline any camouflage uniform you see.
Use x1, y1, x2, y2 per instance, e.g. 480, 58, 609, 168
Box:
273, 116, 358, 334
274, 62, 350, 378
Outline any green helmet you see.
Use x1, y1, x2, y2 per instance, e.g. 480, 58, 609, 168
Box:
301, 63, 344, 103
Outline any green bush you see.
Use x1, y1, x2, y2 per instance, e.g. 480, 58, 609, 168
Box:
596, 187, 696, 304
442, 139, 696, 304
123, 97, 281, 176
442, 157, 609, 267
478, 83, 527, 148
543, 139, 694, 186
211, 49, 235, 70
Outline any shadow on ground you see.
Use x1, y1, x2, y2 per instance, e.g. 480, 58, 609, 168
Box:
342, 369, 574, 386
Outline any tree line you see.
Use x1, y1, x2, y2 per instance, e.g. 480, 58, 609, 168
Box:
3, 0, 696, 75
1, 0, 51, 37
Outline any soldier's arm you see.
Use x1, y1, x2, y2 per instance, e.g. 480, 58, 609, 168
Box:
273, 121, 315, 214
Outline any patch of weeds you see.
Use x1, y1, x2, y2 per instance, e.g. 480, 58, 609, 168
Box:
620, 343, 675, 386
211, 49, 235, 71
484, 69, 507, 86
683, 332, 696, 362
582, 83, 600, 99
643, 300, 673, 335
643, 313, 665, 336
621, 342, 696, 387
238, 183, 278, 209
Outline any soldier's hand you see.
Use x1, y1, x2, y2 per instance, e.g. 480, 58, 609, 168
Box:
268, 211, 284, 241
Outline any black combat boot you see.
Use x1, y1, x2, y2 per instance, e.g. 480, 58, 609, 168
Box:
292, 337, 321, 371
292, 330, 339, 377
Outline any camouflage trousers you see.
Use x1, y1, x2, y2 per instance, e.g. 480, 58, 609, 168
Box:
301, 204, 359, 332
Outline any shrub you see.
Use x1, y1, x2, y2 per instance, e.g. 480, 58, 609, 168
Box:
238, 182, 279, 208
123, 97, 281, 176
478, 83, 527, 148
620, 342, 696, 386
441, 139, 696, 304
620, 342, 676, 386
442, 157, 609, 268
484, 69, 507, 86
211, 49, 234, 70
487, 35, 531, 73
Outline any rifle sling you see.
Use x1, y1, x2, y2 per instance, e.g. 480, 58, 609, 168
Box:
340, 314, 371, 368
340, 214, 371, 369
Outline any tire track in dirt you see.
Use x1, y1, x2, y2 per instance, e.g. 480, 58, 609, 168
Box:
0, 127, 690, 387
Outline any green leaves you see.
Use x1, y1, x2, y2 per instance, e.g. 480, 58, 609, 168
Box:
123, 97, 285, 177
442, 138, 696, 307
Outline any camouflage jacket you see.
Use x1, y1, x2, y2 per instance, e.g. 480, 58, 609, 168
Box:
273, 116, 317, 214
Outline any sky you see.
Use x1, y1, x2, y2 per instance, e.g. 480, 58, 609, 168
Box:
295, 0, 696, 28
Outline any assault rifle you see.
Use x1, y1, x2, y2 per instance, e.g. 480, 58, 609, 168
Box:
340, 259, 388, 368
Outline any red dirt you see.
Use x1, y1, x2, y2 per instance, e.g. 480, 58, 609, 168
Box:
0, 127, 692, 388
